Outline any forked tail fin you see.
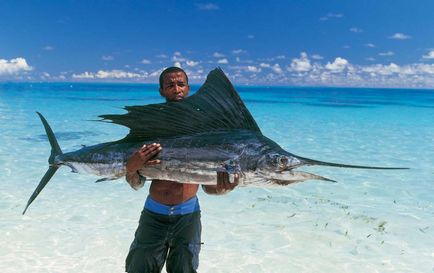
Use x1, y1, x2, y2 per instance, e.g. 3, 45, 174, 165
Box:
22, 112, 63, 214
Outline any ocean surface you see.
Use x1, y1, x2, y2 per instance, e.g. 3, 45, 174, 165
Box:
0, 82, 433, 273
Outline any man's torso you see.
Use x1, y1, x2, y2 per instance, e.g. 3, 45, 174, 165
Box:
149, 180, 199, 205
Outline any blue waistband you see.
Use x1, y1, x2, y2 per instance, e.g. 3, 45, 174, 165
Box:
144, 195, 200, 216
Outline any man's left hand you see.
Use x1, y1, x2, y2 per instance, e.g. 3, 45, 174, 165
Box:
202, 172, 239, 195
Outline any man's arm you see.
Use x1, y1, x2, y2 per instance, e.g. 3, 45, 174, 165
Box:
125, 143, 161, 190
202, 172, 239, 195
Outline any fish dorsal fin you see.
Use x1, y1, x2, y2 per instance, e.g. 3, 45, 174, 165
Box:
99, 68, 261, 141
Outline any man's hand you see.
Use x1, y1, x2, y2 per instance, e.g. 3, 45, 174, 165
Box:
202, 172, 239, 195
125, 143, 161, 190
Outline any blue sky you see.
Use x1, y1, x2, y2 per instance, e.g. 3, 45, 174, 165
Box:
1, 0, 434, 87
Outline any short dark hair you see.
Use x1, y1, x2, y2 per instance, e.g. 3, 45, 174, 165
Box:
159, 67, 189, 89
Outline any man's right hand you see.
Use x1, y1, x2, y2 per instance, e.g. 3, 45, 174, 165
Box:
125, 143, 162, 190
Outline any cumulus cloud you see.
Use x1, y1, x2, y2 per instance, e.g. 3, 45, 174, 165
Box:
44, 45, 54, 51
389, 33, 411, 40
141, 59, 151, 64
379, 51, 394, 56
365, 43, 376, 48
422, 50, 434, 59
290, 52, 312, 72
325, 57, 349, 73
258, 63, 283, 74
172, 52, 186, 62
217, 58, 229, 64
72, 72, 95, 79
361, 63, 401, 75
173, 62, 182, 68
271, 64, 283, 74
213, 52, 225, 58
196, 3, 219, 10
0, 58, 33, 75
186, 60, 199, 67
72, 70, 142, 79
246, 66, 261, 73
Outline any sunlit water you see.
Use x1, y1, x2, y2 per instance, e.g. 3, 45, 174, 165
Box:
0, 82, 433, 273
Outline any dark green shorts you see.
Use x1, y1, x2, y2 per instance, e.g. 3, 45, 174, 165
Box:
125, 209, 202, 273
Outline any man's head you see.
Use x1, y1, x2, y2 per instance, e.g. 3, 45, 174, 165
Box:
159, 67, 190, 102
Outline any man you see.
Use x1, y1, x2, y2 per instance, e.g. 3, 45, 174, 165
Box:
125, 67, 238, 273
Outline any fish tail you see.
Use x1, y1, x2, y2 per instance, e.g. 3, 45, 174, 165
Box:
22, 113, 63, 214
22, 166, 59, 214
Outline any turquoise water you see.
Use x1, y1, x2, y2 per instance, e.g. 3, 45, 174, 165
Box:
0, 83, 433, 273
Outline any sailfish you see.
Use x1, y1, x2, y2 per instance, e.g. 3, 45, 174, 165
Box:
23, 68, 408, 214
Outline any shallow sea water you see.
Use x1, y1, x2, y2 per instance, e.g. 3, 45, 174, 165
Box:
0, 83, 433, 273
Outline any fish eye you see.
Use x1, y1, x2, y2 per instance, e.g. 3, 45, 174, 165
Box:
278, 156, 288, 166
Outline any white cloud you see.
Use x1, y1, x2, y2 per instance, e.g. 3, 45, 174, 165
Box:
95, 70, 142, 79
213, 52, 225, 58
246, 66, 261, 73
389, 33, 411, 40
365, 43, 376, 48
247, 35, 255, 39
361, 63, 401, 75
43, 45, 54, 51
196, 3, 219, 10
350, 27, 363, 33
186, 60, 199, 67
172, 52, 186, 62
366, 57, 376, 62
271, 64, 283, 74
379, 51, 394, 56
102, 55, 114, 61
422, 50, 434, 59
259, 63, 270, 68
174, 62, 182, 68
0, 58, 33, 75
217, 58, 229, 64
141, 59, 151, 64
72, 70, 142, 79
72, 72, 95, 79
311, 54, 323, 60
156, 54, 168, 58
290, 52, 312, 72
320, 13, 344, 21
232, 49, 247, 55
325, 57, 349, 73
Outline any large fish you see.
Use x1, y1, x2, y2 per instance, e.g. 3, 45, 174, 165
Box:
23, 68, 407, 214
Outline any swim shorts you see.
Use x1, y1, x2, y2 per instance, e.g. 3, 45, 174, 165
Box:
125, 196, 201, 273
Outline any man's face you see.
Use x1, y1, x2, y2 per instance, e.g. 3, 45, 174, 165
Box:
159, 71, 190, 102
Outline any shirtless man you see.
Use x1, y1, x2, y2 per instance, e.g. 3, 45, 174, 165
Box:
125, 67, 238, 273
